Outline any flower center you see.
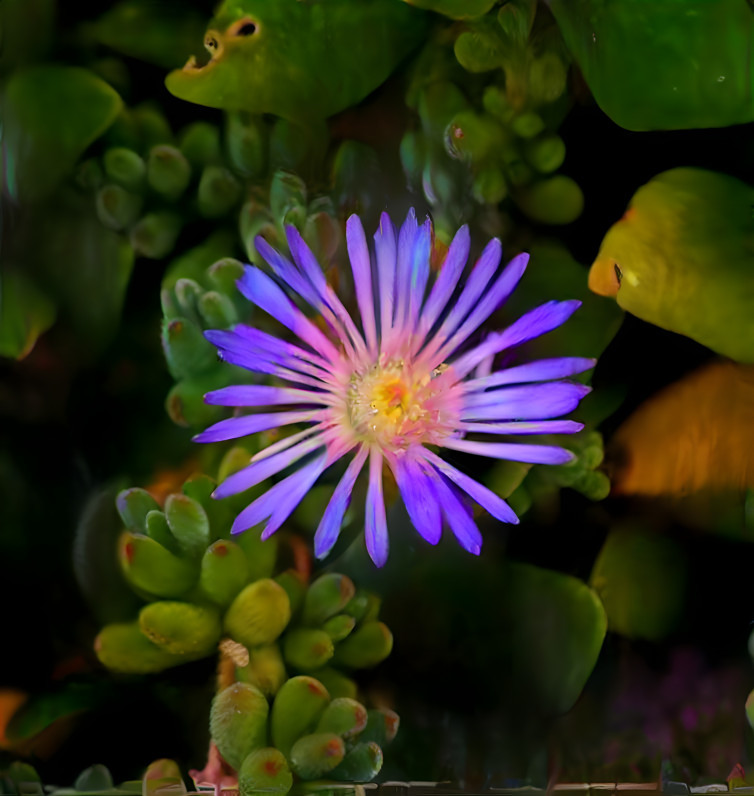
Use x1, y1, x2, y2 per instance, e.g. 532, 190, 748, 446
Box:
346, 359, 455, 450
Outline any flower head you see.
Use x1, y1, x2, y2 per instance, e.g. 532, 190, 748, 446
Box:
195, 210, 593, 566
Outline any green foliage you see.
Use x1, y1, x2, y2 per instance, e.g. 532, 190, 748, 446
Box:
589, 167, 754, 363
0, 269, 56, 360
3, 65, 122, 202
400, 4, 579, 234
590, 527, 688, 641
211, 682, 270, 770
548, 0, 754, 130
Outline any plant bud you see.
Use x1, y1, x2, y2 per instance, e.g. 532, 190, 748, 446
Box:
333, 622, 393, 669
225, 579, 292, 647
314, 667, 358, 700
322, 614, 355, 642
116, 488, 160, 533
164, 493, 210, 559
143, 760, 186, 796
238, 748, 292, 796
289, 733, 345, 780
102, 147, 146, 191
237, 643, 287, 698
302, 573, 356, 627
139, 601, 221, 657
197, 165, 242, 218
270, 676, 330, 758
94, 622, 183, 673
360, 708, 400, 746
145, 509, 180, 554
198, 290, 238, 329
161, 317, 217, 380
147, 145, 191, 200
283, 628, 334, 671
200, 540, 249, 606
118, 531, 198, 598
315, 697, 367, 739
179, 121, 221, 169
210, 682, 269, 771
96, 184, 142, 230
524, 134, 566, 174
329, 741, 383, 782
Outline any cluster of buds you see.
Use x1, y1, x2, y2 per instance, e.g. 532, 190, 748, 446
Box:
400, 0, 582, 234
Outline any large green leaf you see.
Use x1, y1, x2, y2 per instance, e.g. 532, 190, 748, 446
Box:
0, 268, 56, 359
547, 0, 754, 130
589, 527, 688, 641
3, 65, 122, 202
501, 561, 607, 715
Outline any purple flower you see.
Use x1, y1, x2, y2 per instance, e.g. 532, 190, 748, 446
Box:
196, 210, 593, 567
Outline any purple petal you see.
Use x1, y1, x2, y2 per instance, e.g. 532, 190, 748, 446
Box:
374, 212, 397, 339
204, 384, 327, 407
417, 224, 471, 337
286, 225, 367, 358
460, 419, 585, 435
236, 266, 340, 361
314, 445, 369, 559
406, 218, 432, 331
393, 208, 418, 331
214, 433, 326, 498
364, 448, 389, 567
429, 252, 528, 366
208, 326, 330, 375
231, 454, 327, 535
346, 215, 378, 353
443, 438, 576, 464
427, 237, 502, 350
255, 236, 320, 309
461, 382, 591, 421
452, 300, 582, 379
193, 409, 319, 443
390, 454, 442, 545
421, 449, 519, 524
427, 474, 483, 555
468, 357, 597, 390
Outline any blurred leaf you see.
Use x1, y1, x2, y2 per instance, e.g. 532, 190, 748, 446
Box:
4, 65, 122, 202
5, 683, 106, 744
85, 1, 207, 70
502, 561, 607, 715
142, 760, 186, 796
609, 359, 754, 496
588, 168, 754, 363
589, 527, 687, 641
27, 192, 135, 351
0, 269, 56, 360
548, 0, 754, 130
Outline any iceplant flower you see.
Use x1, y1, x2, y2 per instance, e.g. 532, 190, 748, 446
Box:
195, 209, 594, 567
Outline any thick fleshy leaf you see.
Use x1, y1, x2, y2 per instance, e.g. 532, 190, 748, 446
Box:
548, 0, 754, 131
588, 168, 754, 363
4, 65, 122, 202
590, 527, 687, 641
0, 269, 56, 360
